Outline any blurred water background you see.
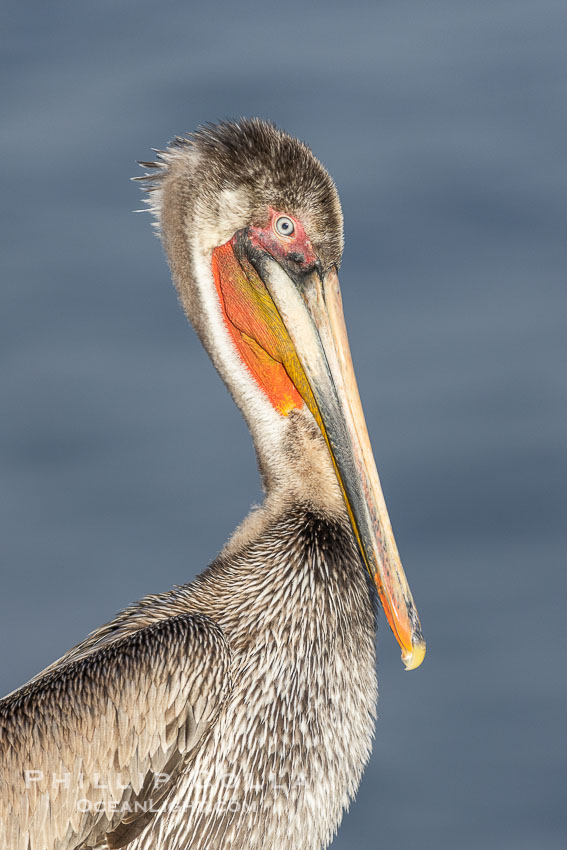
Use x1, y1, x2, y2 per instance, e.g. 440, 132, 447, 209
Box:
1, 1, 566, 848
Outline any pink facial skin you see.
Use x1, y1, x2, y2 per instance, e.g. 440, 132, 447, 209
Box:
248, 207, 318, 270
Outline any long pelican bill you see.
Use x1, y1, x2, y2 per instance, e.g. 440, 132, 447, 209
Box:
258, 256, 425, 670
212, 233, 426, 670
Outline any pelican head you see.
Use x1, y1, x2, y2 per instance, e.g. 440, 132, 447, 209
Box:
139, 119, 425, 669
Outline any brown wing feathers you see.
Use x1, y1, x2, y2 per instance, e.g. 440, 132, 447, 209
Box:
0, 614, 232, 850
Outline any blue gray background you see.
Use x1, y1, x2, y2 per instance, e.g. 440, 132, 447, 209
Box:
1, 1, 566, 848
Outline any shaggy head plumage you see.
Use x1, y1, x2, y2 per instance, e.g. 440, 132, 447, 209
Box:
136, 118, 344, 269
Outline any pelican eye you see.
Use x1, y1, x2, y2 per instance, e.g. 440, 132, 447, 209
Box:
274, 215, 295, 238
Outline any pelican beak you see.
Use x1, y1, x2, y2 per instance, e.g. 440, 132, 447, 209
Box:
256, 255, 426, 670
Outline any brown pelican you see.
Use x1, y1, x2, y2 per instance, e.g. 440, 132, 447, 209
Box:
0, 119, 425, 850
